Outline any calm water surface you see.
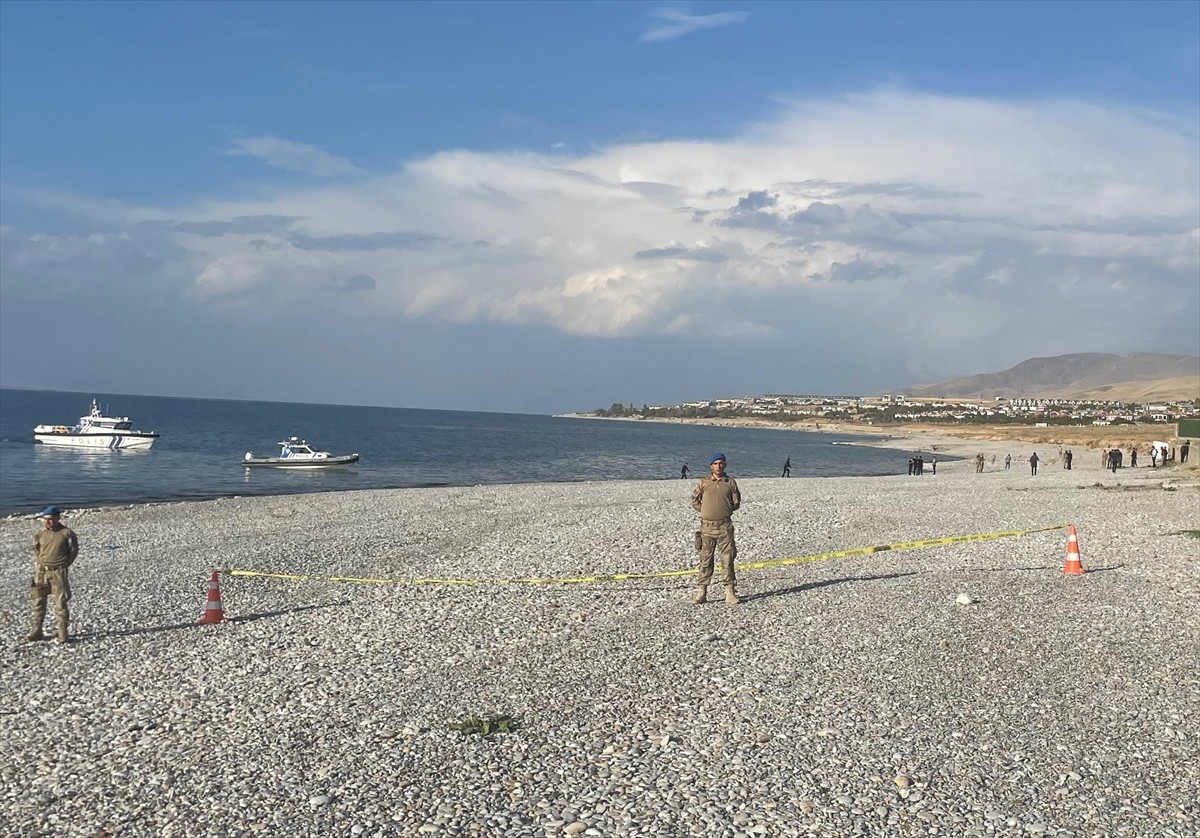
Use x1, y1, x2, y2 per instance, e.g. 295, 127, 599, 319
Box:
0, 389, 924, 515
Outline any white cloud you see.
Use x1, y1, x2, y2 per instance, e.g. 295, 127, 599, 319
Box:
5, 88, 1198, 390
641, 7, 749, 43
225, 136, 360, 177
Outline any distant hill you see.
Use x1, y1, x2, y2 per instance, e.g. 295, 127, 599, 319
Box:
900, 353, 1200, 402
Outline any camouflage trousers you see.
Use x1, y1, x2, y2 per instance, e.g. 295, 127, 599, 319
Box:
696, 518, 737, 588
31, 565, 71, 635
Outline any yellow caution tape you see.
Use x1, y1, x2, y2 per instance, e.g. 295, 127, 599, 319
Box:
229, 524, 1068, 587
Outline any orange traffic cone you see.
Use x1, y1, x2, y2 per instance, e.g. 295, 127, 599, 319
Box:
1062, 525, 1085, 575
198, 570, 227, 624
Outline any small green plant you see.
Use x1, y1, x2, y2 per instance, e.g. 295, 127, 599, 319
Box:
449, 713, 520, 737
1170, 529, 1200, 539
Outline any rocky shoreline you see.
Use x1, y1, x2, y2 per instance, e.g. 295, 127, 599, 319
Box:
562, 413, 1198, 465
2, 454, 1197, 837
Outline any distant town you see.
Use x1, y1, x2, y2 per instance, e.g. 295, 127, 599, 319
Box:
592, 393, 1200, 427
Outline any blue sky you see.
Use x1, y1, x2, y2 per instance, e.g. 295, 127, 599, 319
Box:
2, 1, 1198, 412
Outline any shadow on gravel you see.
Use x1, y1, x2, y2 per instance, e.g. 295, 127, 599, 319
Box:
952, 564, 1125, 574
744, 571, 919, 604
76, 601, 352, 640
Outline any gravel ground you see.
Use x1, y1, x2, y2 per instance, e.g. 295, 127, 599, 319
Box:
1, 447, 1197, 838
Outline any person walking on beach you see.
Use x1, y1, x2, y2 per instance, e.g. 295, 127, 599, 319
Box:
1151, 447, 1158, 468
1130, 448, 1138, 467
1065, 449, 1073, 470
1182, 441, 1191, 464
930, 456, 937, 475
1029, 452, 1040, 476
1108, 449, 1119, 474
26, 506, 79, 643
781, 457, 791, 478
1004, 454, 1011, 470
680, 463, 689, 479
690, 453, 742, 606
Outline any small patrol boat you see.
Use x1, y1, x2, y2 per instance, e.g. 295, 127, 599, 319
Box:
243, 437, 359, 468
33, 399, 159, 450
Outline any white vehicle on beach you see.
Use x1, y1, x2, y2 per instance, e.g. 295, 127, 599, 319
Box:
33, 399, 160, 450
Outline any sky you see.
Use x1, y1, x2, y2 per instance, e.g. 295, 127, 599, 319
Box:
1, 1, 1198, 414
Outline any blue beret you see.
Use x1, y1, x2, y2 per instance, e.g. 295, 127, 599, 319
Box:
710, 452, 726, 464
40, 506, 61, 517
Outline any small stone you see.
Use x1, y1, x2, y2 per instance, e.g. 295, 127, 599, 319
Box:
956, 593, 976, 605
564, 822, 588, 836
894, 775, 912, 789
309, 795, 332, 807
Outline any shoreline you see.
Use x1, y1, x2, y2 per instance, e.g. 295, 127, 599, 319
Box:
559, 412, 1196, 452
7, 419, 1194, 519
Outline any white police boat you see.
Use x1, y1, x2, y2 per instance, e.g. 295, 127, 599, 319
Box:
243, 437, 360, 468
33, 399, 160, 450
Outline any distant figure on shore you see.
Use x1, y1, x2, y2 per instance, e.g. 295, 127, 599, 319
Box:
991, 454, 996, 466
1004, 454, 1011, 470
1151, 448, 1158, 468
27, 506, 79, 644
1130, 448, 1138, 467
1182, 441, 1191, 463
907, 458, 914, 476
782, 457, 791, 478
1108, 449, 1119, 474
680, 463, 689, 479
690, 453, 741, 606
931, 456, 937, 475
1065, 449, 1073, 470
975, 453, 984, 473
1029, 452, 1040, 476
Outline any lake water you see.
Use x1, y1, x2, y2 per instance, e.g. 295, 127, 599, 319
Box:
0, 389, 921, 515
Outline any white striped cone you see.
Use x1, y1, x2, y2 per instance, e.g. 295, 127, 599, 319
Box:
1062, 525, 1085, 575
199, 570, 226, 623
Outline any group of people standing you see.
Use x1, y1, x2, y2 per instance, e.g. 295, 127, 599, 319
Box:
907, 455, 933, 475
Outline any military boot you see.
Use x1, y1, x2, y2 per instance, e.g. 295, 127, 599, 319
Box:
56, 608, 70, 644
692, 586, 708, 605
724, 586, 742, 605
27, 609, 46, 642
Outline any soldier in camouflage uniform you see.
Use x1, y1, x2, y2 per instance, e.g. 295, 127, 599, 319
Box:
690, 453, 742, 605
27, 506, 79, 643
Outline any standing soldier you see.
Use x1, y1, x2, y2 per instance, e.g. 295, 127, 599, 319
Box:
690, 453, 742, 605
680, 462, 690, 479
781, 457, 791, 478
27, 506, 79, 643
1029, 452, 1040, 476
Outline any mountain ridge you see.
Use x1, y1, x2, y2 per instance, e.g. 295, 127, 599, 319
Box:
900, 353, 1200, 401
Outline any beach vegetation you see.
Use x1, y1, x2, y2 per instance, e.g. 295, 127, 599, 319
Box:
449, 713, 520, 737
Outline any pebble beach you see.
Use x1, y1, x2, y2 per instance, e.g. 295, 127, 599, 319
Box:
1, 437, 1198, 838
